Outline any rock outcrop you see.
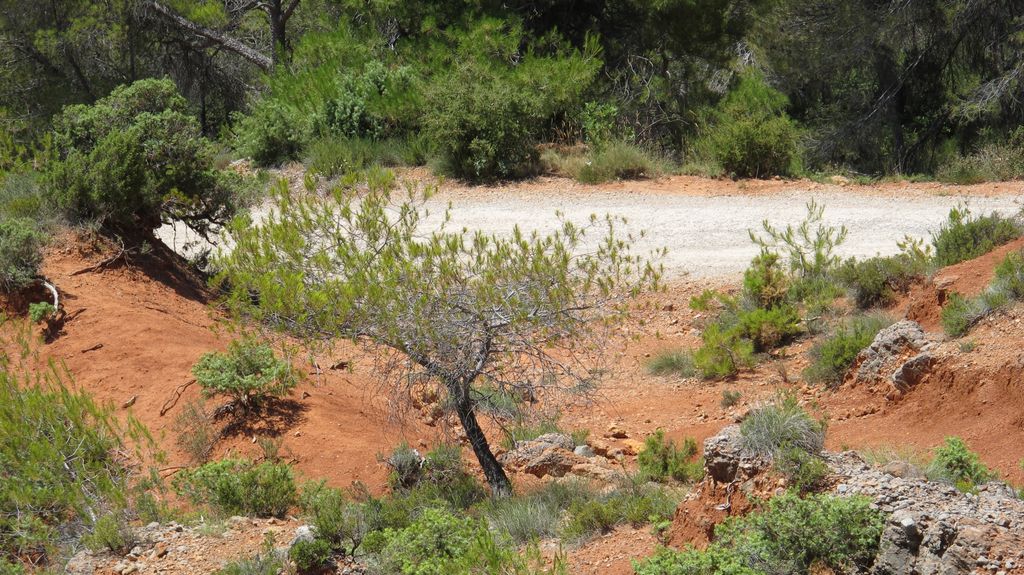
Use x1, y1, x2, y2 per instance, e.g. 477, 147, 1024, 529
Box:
498, 433, 623, 481
855, 320, 936, 393
670, 425, 1024, 573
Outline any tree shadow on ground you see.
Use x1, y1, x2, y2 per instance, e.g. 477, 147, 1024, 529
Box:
216, 398, 309, 439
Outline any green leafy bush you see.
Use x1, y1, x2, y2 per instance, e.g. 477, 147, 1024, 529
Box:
838, 250, 930, 309
775, 446, 829, 494
233, 98, 307, 165
369, 507, 486, 575
0, 217, 43, 293
742, 250, 789, 309
424, 22, 600, 181
385, 443, 424, 489
192, 338, 298, 412
739, 394, 825, 458
290, 538, 333, 573
385, 444, 486, 511
173, 459, 298, 517
299, 482, 367, 554
635, 493, 884, 575
48, 79, 251, 236
931, 437, 996, 491
82, 513, 134, 554
733, 305, 801, 351
994, 250, 1024, 298
646, 350, 697, 377
701, 73, 801, 178
931, 205, 1021, 267
803, 314, 892, 386
0, 171, 59, 225
940, 251, 1024, 337
637, 430, 702, 483
561, 484, 678, 544
693, 323, 756, 379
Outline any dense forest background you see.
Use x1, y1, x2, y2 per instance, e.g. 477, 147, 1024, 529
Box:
2, 0, 1024, 183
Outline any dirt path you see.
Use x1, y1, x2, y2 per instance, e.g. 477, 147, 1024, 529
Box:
159, 175, 1024, 279
428, 179, 1024, 278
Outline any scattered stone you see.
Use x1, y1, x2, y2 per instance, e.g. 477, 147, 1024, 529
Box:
891, 353, 933, 390
574, 445, 596, 458
856, 320, 930, 383
289, 525, 315, 548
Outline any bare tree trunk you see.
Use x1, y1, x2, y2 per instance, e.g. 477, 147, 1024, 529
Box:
452, 393, 512, 497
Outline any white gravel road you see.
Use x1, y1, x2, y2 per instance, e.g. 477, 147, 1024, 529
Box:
425, 188, 1022, 278
160, 182, 1024, 280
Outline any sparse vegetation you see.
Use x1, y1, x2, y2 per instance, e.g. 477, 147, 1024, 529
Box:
930, 437, 996, 492
0, 217, 44, 293
803, 314, 892, 386
560, 483, 679, 544
720, 390, 742, 409
174, 399, 218, 464
637, 430, 702, 483
647, 350, 697, 377
838, 242, 932, 309
214, 537, 285, 575
941, 249, 1024, 337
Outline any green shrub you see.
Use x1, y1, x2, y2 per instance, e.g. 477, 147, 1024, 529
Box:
937, 138, 1024, 184
173, 459, 298, 517
561, 485, 678, 544
733, 305, 801, 351
471, 382, 523, 419
941, 292, 983, 337
742, 250, 789, 309
635, 493, 885, 575
0, 217, 43, 293
27, 301, 56, 323
693, 323, 756, 379
233, 98, 307, 166
82, 513, 134, 554
0, 335, 142, 567
0, 171, 59, 225
385, 443, 424, 489
577, 140, 662, 183
299, 482, 367, 554
481, 480, 596, 544
192, 338, 298, 412
49, 79, 251, 236
739, 394, 825, 458
931, 437, 996, 491
386, 444, 486, 510
173, 399, 218, 464
424, 22, 600, 181
701, 73, 801, 178
838, 251, 930, 309
290, 538, 333, 573
803, 314, 892, 386
931, 205, 1021, 267
993, 250, 1024, 298
646, 350, 697, 377
637, 430, 702, 483
370, 507, 485, 575
720, 390, 742, 409
775, 446, 829, 494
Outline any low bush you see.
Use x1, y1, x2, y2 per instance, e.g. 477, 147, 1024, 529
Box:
739, 394, 825, 458
774, 446, 830, 494
733, 305, 801, 351
692, 323, 756, 379
49, 78, 253, 236
637, 430, 702, 483
838, 251, 930, 309
646, 350, 697, 377
635, 493, 885, 575
367, 507, 486, 574
290, 538, 333, 573
936, 138, 1024, 185
930, 437, 996, 491
82, 513, 134, 554
192, 338, 298, 412
0, 217, 43, 293
385, 443, 424, 489
173, 459, 298, 517
940, 250, 1024, 337
561, 484, 678, 544
577, 140, 662, 183
994, 250, 1024, 298
720, 390, 742, 409
299, 482, 368, 554
931, 205, 1020, 267
481, 480, 595, 544
803, 313, 892, 386
0, 171, 59, 225
1, 336, 142, 567
233, 98, 307, 166
700, 73, 801, 179
385, 444, 486, 510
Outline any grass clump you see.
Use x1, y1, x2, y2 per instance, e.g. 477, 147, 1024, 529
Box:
173, 399, 218, 464
803, 314, 892, 386
577, 140, 663, 183
81, 513, 135, 554
173, 458, 298, 518
637, 430, 702, 483
635, 493, 884, 575
192, 337, 299, 413
720, 390, 742, 409
739, 394, 825, 458
561, 483, 679, 544
481, 480, 595, 544
646, 350, 697, 377
931, 205, 1020, 267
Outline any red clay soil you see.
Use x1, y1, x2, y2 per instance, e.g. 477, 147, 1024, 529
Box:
29, 233, 430, 492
